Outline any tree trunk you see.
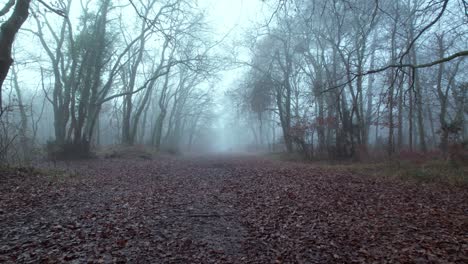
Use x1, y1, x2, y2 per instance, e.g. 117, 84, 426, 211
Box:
0, 0, 31, 109
408, 73, 413, 151
11, 66, 29, 160
152, 110, 166, 149
397, 73, 404, 150
408, 16, 426, 152
365, 35, 377, 146
387, 12, 398, 157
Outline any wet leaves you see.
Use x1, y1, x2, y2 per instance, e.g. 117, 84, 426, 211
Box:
0, 157, 467, 263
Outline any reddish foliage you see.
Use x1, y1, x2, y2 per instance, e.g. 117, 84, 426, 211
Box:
0, 156, 467, 263
398, 149, 442, 164
448, 143, 468, 165
290, 116, 337, 138
354, 144, 370, 161
316, 116, 337, 127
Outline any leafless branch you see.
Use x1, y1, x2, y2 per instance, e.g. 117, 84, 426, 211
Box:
0, 0, 15, 17
322, 49, 468, 94
399, 0, 449, 63
37, 0, 67, 17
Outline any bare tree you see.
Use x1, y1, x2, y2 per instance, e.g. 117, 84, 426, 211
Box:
0, 0, 31, 110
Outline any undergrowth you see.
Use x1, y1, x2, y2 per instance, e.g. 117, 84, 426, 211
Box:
320, 160, 467, 186
97, 145, 156, 160
0, 165, 79, 184
266, 152, 468, 186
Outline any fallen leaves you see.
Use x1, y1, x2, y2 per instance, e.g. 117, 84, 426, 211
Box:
0, 156, 467, 263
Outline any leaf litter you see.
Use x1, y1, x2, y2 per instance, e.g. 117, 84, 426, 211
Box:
0, 156, 467, 263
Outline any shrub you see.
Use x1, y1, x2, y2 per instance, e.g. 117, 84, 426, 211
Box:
100, 145, 154, 160
46, 140, 93, 161
448, 141, 468, 167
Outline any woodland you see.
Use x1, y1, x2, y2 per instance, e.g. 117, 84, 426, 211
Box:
0, 0, 467, 263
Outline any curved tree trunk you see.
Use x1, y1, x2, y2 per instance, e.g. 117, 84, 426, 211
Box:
0, 0, 31, 110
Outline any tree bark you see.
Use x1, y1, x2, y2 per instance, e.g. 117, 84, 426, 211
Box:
0, 0, 31, 110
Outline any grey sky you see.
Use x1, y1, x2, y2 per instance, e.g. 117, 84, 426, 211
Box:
196, 0, 266, 150
199, 0, 263, 36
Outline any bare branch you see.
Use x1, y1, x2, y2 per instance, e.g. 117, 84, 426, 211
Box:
37, 0, 67, 17
399, 0, 449, 63
368, 49, 468, 73
322, 50, 468, 94
0, 0, 15, 17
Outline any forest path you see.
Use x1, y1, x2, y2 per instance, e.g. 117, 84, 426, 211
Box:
1, 155, 467, 263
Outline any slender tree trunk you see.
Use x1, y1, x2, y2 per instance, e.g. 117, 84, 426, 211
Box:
408, 73, 413, 151
387, 14, 398, 157
427, 106, 436, 147
365, 35, 377, 146
138, 95, 152, 144
375, 97, 381, 146
397, 73, 404, 150
414, 70, 426, 152
11, 66, 29, 160
408, 18, 426, 152
152, 110, 166, 149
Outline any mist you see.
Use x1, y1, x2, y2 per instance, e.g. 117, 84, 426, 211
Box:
1, 1, 468, 262
1, 0, 466, 161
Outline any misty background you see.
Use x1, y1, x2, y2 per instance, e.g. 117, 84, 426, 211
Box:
0, 0, 467, 163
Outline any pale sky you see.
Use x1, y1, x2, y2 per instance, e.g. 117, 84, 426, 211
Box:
199, 0, 263, 36
197, 0, 267, 150
12, 0, 269, 149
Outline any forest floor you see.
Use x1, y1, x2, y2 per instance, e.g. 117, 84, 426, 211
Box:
1, 154, 467, 263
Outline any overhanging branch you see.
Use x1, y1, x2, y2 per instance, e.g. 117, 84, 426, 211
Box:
0, 0, 15, 17
365, 50, 468, 74
321, 50, 468, 94
37, 0, 67, 17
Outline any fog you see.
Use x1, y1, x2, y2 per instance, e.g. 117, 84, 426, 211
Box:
1, 2, 468, 261
0, 0, 467, 162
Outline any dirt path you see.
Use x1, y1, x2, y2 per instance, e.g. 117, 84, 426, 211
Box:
1, 155, 467, 263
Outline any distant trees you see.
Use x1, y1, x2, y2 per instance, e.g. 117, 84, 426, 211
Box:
231, 0, 467, 159
116, 0, 215, 151
1, 0, 466, 162
0, 0, 219, 161
31, 0, 118, 156
120, 0, 177, 146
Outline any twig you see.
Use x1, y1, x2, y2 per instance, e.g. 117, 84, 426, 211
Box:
0, 0, 14, 17
37, 0, 67, 17
321, 50, 468, 94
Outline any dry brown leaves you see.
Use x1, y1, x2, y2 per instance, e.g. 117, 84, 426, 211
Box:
0, 156, 467, 263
